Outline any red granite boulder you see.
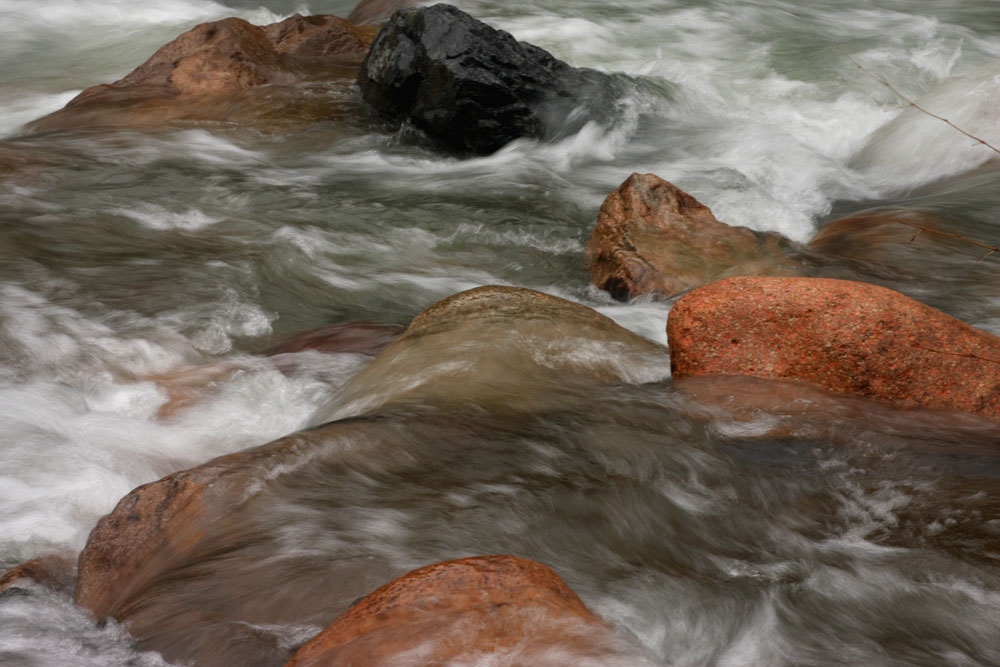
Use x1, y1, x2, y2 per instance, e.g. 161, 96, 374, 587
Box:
28, 15, 377, 132
588, 173, 804, 300
285, 555, 643, 666
667, 276, 1000, 420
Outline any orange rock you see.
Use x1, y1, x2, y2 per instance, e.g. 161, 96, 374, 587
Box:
72, 423, 382, 666
668, 276, 1000, 420
28, 15, 376, 132
588, 173, 803, 300
0, 554, 75, 595
286, 555, 638, 666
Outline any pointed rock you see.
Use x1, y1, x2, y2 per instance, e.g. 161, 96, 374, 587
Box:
588, 173, 804, 300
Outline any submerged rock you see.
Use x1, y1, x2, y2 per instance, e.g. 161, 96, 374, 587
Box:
28, 15, 377, 132
668, 276, 1000, 421
72, 421, 387, 666
285, 555, 645, 666
267, 321, 403, 356
149, 321, 403, 419
0, 554, 75, 596
588, 173, 805, 300
348, 0, 425, 25
357, 4, 621, 154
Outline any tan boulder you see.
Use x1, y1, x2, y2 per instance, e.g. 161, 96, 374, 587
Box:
668, 276, 1000, 420
28, 15, 377, 132
588, 173, 804, 300
285, 555, 648, 667
332, 285, 670, 415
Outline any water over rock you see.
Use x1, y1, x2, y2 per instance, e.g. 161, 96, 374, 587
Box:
332, 285, 670, 415
71, 285, 667, 665
28, 15, 377, 132
286, 555, 647, 666
267, 321, 403, 356
357, 4, 622, 154
348, 0, 425, 25
588, 173, 805, 300
0, 554, 75, 596
668, 276, 1000, 421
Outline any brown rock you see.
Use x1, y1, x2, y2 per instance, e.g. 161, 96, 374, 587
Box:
286, 555, 638, 667
0, 554, 75, 595
27, 15, 376, 132
588, 173, 804, 301
347, 0, 423, 25
72, 421, 394, 666
668, 276, 1000, 420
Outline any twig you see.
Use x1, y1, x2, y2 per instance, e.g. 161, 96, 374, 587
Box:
890, 218, 1000, 261
836, 45, 1000, 158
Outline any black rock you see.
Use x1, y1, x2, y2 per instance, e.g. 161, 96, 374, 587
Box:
357, 3, 618, 154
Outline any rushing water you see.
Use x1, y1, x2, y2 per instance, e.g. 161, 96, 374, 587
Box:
2, 0, 1000, 665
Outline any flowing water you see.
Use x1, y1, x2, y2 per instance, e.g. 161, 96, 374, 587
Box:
2, 0, 1000, 664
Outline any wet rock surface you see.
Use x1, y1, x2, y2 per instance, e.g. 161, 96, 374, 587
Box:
28, 15, 377, 132
357, 4, 622, 154
0, 555, 75, 597
285, 555, 643, 666
668, 276, 1000, 420
588, 173, 806, 300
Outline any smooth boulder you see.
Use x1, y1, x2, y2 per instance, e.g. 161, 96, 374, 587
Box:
588, 173, 804, 300
286, 555, 648, 666
668, 276, 1000, 420
28, 15, 377, 132
332, 285, 671, 415
357, 4, 618, 154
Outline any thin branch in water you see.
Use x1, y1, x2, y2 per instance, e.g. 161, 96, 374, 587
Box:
836, 45, 1000, 158
889, 218, 1000, 260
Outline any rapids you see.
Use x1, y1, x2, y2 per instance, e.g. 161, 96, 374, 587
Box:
1, 0, 1000, 665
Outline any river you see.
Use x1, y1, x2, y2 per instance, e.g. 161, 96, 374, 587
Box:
1, 0, 1000, 665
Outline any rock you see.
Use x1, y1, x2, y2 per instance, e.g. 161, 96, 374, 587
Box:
28, 15, 377, 132
588, 173, 805, 301
0, 554, 75, 596
333, 285, 670, 415
148, 321, 402, 419
348, 0, 424, 25
285, 555, 644, 667
268, 321, 403, 356
74, 287, 668, 665
72, 420, 401, 666
357, 4, 619, 154
667, 276, 1000, 420
807, 207, 996, 275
